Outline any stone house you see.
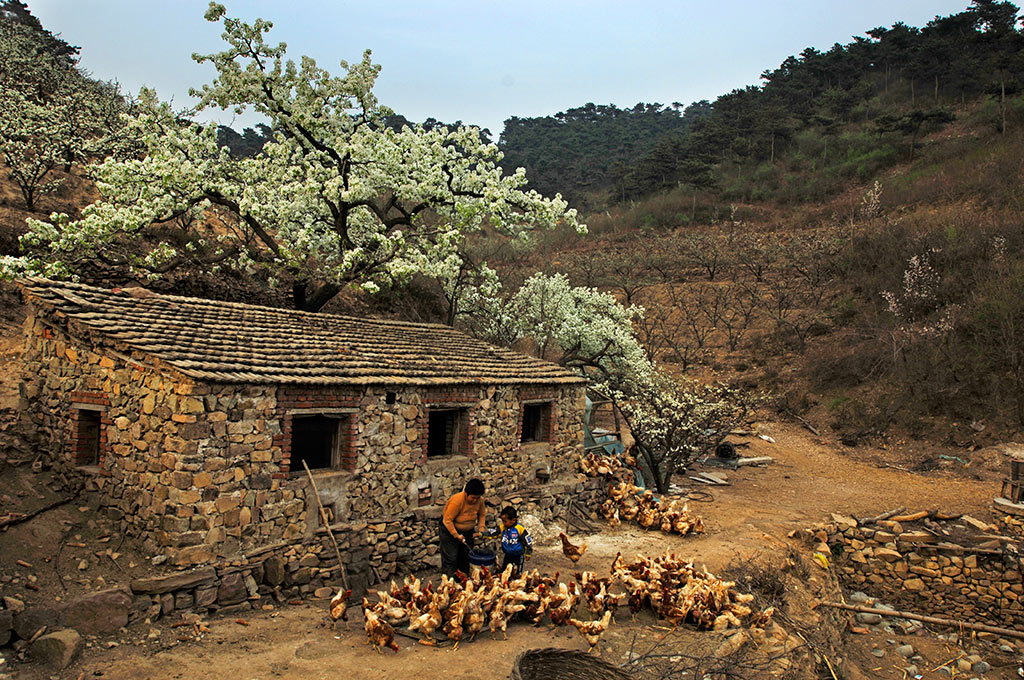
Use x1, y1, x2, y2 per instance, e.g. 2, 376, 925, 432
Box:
18, 279, 588, 571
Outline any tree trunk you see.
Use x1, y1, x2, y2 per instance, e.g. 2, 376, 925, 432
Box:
20, 184, 35, 211
1001, 79, 1007, 134
293, 281, 342, 312
934, 75, 939, 103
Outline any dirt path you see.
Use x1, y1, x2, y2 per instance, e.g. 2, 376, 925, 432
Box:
11, 421, 1006, 680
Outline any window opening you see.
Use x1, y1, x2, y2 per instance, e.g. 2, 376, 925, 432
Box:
521, 402, 550, 443
76, 408, 102, 465
427, 408, 461, 457
291, 414, 342, 470
385, 391, 397, 405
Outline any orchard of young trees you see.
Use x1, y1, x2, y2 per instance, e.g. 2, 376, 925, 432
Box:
0, 0, 125, 210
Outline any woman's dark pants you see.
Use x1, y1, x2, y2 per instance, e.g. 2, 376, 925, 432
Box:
439, 521, 474, 576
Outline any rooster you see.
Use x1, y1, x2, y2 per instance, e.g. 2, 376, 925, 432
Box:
329, 588, 351, 630
558, 532, 587, 565
362, 598, 399, 653
569, 610, 613, 652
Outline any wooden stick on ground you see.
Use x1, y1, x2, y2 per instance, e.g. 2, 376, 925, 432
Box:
783, 410, 821, 437
857, 507, 906, 526
0, 496, 74, 530
889, 510, 934, 523
821, 602, 1024, 641
302, 461, 348, 591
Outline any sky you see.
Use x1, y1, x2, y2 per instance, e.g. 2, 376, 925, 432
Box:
30, 1, 972, 138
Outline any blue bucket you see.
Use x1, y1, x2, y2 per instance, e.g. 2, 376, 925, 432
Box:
468, 548, 496, 567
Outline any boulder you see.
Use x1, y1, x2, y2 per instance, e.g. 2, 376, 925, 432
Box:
62, 587, 131, 634
30, 628, 82, 669
263, 556, 285, 586
131, 567, 217, 594
218, 573, 247, 605
0, 609, 12, 646
12, 606, 60, 640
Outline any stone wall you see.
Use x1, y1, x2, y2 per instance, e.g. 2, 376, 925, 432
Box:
817, 514, 1024, 629
20, 310, 589, 570
0, 474, 604, 653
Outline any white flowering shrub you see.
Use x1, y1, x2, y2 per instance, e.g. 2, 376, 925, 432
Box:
1, 3, 582, 310
881, 250, 959, 339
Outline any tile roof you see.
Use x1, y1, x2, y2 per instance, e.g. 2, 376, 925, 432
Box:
20, 278, 586, 387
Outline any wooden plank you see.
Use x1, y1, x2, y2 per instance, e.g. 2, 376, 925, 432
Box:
960, 514, 994, 533
734, 456, 774, 467
688, 476, 716, 485
698, 472, 730, 485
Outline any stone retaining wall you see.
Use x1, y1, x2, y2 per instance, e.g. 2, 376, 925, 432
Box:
816, 514, 1024, 629
0, 476, 604, 650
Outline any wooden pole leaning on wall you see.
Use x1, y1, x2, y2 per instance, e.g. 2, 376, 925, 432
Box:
302, 460, 349, 591
821, 602, 1024, 641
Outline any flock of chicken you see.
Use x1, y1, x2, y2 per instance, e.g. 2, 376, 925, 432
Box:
579, 451, 706, 536
337, 548, 771, 654
329, 450, 737, 654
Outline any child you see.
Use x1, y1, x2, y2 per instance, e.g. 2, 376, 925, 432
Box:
485, 506, 533, 576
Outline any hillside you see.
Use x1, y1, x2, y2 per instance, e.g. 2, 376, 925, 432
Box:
5, 2, 1024, 680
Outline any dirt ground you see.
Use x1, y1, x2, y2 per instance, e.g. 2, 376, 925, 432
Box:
6, 421, 1022, 679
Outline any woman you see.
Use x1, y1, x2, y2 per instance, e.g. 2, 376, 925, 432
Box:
439, 478, 486, 576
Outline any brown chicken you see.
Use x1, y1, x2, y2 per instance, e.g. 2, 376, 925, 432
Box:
544, 581, 578, 626
408, 601, 442, 640
568, 610, 613, 651
362, 598, 399, 653
329, 588, 351, 629
559, 532, 587, 564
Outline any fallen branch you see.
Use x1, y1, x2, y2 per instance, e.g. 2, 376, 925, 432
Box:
857, 507, 906, 526
821, 602, 1024, 641
889, 510, 934, 523
302, 461, 348, 592
783, 410, 820, 437
0, 496, 75, 529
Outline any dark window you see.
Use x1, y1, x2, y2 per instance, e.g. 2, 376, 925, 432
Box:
291, 415, 344, 471
76, 408, 102, 465
521, 403, 551, 443
385, 391, 397, 405
427, 408, 462, 457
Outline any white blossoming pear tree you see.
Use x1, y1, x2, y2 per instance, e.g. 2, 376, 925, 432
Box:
479, 272, 745, 492
1, 3, 582, 311
0, 16, 124, 210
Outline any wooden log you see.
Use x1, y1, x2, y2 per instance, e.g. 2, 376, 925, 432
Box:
820, 602, 1024, 641
857, 507, 906, 526
734, 456, 774, 467
889, 510, 932, 523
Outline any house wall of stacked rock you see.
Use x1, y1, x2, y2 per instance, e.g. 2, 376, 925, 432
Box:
819, 515, 1024, 629
20, 309, 587, 570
